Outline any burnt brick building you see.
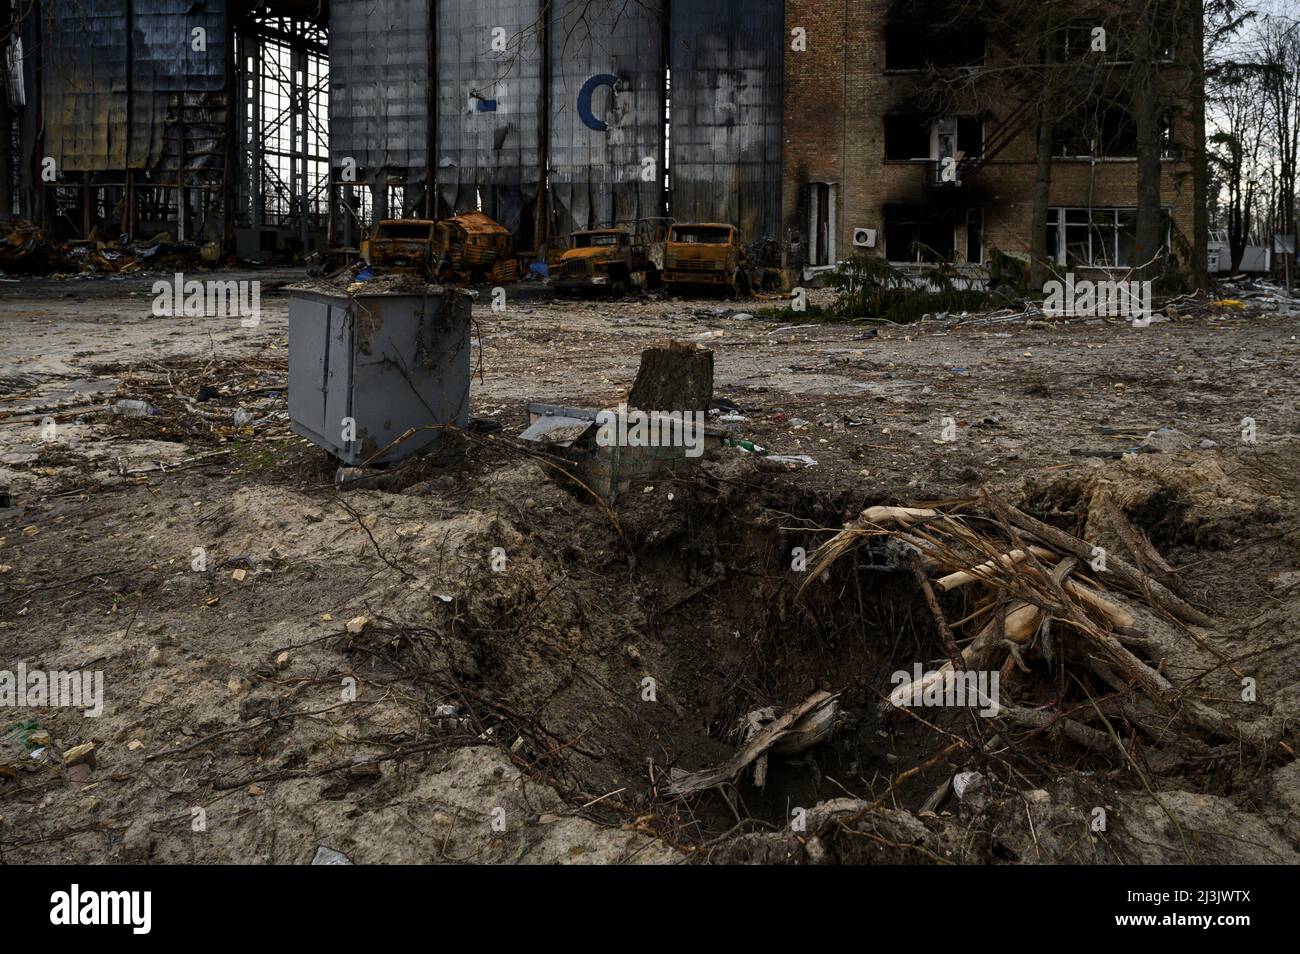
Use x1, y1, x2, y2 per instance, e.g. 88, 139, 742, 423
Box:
782, 0, 1203, 278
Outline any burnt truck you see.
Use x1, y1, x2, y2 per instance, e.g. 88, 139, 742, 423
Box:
360, 219, 438, 276
550, 227, 662, 296
434, 211, 519, 284
360, 212, 518, 284
662, 222, 749, 296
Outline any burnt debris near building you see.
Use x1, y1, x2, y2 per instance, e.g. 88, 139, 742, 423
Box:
3, 1, 1206, 278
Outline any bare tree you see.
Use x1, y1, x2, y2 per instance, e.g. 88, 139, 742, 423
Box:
1209, 61, 1267, 268
918, 0, 1113, 285
1257, 17, 1300, 246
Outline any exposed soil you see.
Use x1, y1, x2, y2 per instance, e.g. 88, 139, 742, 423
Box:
1, 271, 1298, 864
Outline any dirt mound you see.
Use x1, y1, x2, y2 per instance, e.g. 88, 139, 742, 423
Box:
5, 440, 1299, 865
1021, 453, 1285, 551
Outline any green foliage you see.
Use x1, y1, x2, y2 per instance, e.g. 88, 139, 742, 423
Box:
825, 254, 1002, 323
758, 254, 1010, 325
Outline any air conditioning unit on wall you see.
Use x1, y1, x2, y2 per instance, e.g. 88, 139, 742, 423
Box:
852, 228, 876, 248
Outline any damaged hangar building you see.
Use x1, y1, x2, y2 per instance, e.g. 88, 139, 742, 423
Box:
4, 0, 1202, 274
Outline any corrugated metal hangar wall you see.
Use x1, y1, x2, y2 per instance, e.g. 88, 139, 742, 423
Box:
330, 0, 432, 201
20, 1, 784, 249
669, 0, 785, 243
548, 0, 664, 237
435, 0, 544, 239
41, 0, 227, 174
328, 0, 784, 246
26, 0, 230, 243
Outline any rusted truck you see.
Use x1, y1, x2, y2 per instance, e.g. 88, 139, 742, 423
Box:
361, 219, 438, 276
662, 222, 749, 296
434, 211, 519, 284
550, 227, 662, 297
360, 212, 518, 284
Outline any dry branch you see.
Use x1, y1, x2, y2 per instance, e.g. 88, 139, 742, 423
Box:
664, 691, 840, 796
981, 488, 1215, 627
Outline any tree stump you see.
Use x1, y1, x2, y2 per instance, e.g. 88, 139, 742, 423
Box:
627, 341, 714, 412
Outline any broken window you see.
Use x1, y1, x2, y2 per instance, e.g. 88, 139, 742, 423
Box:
884, 23, 984, 71
1052, 105, 1174, 159
884, 206, 955, 263
374, 221, 435, 240
573, 232, 622, 248
1055, 16, 1178, 63
1047, 207, 1172, 267
958, 118, 984, 159
886, 115, 983, 162
885, 114, 932, 161
1055, 20, 1107, 61
669, 226, 731, 244
966, 208, 984, 264
1052, 105, 1137, 158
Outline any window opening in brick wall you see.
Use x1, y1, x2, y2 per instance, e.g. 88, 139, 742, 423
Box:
1047, 207, 1173, 267
884, 205, 956, 263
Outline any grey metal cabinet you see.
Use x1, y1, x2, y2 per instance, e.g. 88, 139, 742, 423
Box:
288, 288, 473, 465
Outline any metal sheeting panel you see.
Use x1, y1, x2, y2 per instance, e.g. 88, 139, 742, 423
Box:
436, 0, 543, 239
548, 0, 663, 235
330, 0, 431, 184
42, 0, 130, 172
41, 0, 227, 173
669, 0, 784, 241
132, 0, 227, 171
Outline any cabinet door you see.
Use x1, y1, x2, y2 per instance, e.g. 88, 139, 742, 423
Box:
288, 296, 353, 451
323, 303, 354, 452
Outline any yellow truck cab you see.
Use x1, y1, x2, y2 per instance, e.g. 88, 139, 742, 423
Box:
663, 223, 747, 296
551, 228, 656, 296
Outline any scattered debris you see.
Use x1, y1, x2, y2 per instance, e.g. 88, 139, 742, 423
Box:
311, 845, 355, 865
664, 691, 841, 796
62, 742, 95, 767
952, 771, 989, 801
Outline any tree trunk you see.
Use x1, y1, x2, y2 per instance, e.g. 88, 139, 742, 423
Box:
1189, 0, 1209, 289
1030, 108, 1055, 288
1030, 29, 1056, 289
1131, 1, 1165, 279
628, 343, 714, 413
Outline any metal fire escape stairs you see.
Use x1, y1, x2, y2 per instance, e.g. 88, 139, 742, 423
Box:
928, 97, 1037, 189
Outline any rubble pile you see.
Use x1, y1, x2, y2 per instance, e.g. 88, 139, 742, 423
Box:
97, 355, 290, 446
0, 220, 212, 276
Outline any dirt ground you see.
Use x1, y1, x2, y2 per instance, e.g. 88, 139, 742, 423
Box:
1, 270, 1298, 864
